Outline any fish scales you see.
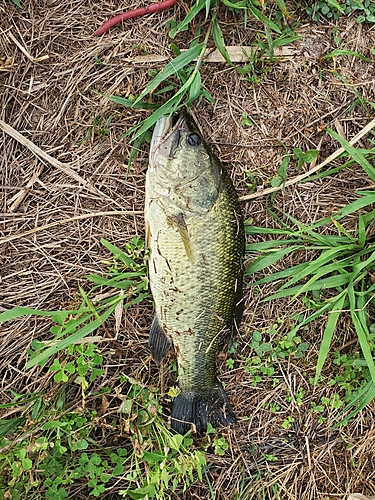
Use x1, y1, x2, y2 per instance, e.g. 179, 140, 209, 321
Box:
145, 112, 244, 434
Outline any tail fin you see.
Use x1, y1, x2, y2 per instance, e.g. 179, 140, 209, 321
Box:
171, 380, 236, 435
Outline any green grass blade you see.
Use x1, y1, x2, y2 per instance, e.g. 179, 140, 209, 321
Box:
336, 380, 375, 427
246, 239, 302, 251
169, 0, 207, 38
290, 262, 348, 298
245, 225, 294, 236
26, 301, 119, 369
348, 283, 375, 389
247, 4, 282, 33
279, 246, 350, 289
0, 307, 74, 323
307, 191, 375, 231
327, 129, 375, 182
212, 15, 232, 66
314, 291, 347, 383
262, 275, 352, 301
0, 418, 26, 438
101, 238, 138, 267
251, 262, 309, 285
220, 0, 246, 10
133, 43, 205, 105
245, 245, 304, 274
324, 49, 371, 62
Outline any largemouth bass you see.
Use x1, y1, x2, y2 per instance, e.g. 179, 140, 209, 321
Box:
145, 111, 244, 434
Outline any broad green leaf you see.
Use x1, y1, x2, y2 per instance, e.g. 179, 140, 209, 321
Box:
326, 0, 344, 12
142, 451, 166, 463
124, 484, 156, 500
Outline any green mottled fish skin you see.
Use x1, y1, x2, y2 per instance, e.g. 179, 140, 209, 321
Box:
145, 112, 244, 434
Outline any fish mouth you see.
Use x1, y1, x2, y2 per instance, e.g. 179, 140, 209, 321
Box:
150, 113, 187, 161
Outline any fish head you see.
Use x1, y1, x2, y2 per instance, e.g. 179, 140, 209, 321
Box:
148, 112, 222, 215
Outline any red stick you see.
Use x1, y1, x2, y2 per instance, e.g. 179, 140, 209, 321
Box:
96, 0, 179, 36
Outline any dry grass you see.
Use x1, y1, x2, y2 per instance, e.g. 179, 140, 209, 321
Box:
1, 1, 375, 498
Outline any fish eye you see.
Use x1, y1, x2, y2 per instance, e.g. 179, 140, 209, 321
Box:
187, 133, 201, 147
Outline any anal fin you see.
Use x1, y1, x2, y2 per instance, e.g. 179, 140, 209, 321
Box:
148, 315, 171, 364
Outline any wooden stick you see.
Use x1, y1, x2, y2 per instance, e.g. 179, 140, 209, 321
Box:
239, 116, 375, 201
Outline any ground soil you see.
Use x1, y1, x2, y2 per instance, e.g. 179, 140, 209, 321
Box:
1, 1, 375, 499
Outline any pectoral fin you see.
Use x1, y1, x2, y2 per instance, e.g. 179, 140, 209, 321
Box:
148, 315, 172, 364
168, 213, 195, 263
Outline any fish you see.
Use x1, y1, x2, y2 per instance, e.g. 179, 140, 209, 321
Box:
144, 111, 245, 434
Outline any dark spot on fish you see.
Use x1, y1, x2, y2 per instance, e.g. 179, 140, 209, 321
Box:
175, 328, 194, 336
176, 309, 183, 316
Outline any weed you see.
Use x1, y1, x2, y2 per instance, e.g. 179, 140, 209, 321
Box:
18, 236, 149, 369
264, 453, 278, 461
240, 322, 309, 385
1, 235, 237, 497
241, 112, 253, 128
281, 415, 295, 429
0, 377, 208, 500
306, 0, 375, 23
246, 183, 375, 420
106, 0, 298, 149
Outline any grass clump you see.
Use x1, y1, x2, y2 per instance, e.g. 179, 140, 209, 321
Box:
109, 0, 299, 146
246, 185, 375, 421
